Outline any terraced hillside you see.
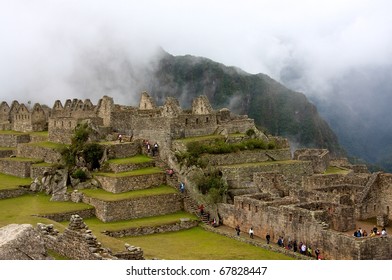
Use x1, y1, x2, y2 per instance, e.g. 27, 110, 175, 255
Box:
0, 130, 295, 260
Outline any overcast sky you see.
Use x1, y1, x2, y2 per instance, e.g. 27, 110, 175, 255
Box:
1, 0, 391, 105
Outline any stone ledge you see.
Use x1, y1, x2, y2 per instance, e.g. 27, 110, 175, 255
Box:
95, 172, 166, 193
103, 220, 199, 237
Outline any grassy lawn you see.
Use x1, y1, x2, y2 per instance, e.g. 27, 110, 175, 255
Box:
107, 155, 153, 164
0, 130, 26, 135
80, 185, 177, 201
324, 166, 350, 175
0, 193, 93, 228
95, 166, 163, 177
0, 147, 16, 150
0, 173, 32, 189
121, 226, 294, 260
27, 141, 67, 150
29, 131, 49, 137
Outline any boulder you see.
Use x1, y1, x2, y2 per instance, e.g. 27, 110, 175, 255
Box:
0, 224, 52, 260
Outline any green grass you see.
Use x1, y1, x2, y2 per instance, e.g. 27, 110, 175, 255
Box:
0, 193, 93, 228
80, 185, 177, 201
121, 226, 294, 260
62, 211, 198, 232
178, 134, 225, 143
0, 147, 16, 150
0, 130, 26, 135
95, 167, 163, 177
0, 173, 32, 189
107, 155, 153, 164
27, 141, 67, 150
29, 131, 49, 137
323, 166, 350, 175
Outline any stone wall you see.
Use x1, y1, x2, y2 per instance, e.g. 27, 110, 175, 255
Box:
83, 193, 183, 222
378, 173, 392, 220
30, 164, 58, 179
0, 158, 41, 177
202, 149, 291, 166
0, 148, 14, 158
0, 134, 30, 148
302, 173, 370, 191
95, 173, 166, 193
108, 161, 154, 173
0, 188, 28, 199
37, 208, 96, 222
100, 141, 141, 159
293, 149, 330, 173
37, 215, 121, 260
103, 219, 199, 237
16, 144, 62, 164
221, 160, 313, 190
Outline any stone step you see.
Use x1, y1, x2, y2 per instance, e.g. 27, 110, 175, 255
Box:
94, 167, 166, 193
79, 185, 182, 222
0, 157, 43, 178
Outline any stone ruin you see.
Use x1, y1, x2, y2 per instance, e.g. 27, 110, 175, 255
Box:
37, 214, 144, 260
1, 92, 392, 260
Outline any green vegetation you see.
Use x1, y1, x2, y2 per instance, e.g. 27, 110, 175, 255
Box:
28, 141, 67, 150
32, 162, 57, 167
0, 130, 26, 135
107, 155, 153, 164
66, 211, 198, 232
0, 173, 32, 189
323, 166, 350, 175
0, 147, 15, 151
223, 160, 298, 168
122, 226, 293, 260
71, 168, 88, 182
176, 138, 276, 167
29, 131, 49, 137
193, 168, 227, 203
60, 123, 104, 170
80, 185, 176, 201
0, 193, 93, 228
95, 167, 163, 177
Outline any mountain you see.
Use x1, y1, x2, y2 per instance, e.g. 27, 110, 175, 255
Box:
145, 52, 344, 156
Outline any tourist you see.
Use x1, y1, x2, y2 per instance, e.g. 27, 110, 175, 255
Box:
118, 134, 122, 143
363, 229, 368, 237
179, 182, 185, 193
146, 141, 151, 154
249, 227, 254, 239
266, 233, 270, 244
381, 228, 387, 238
235, 225, 241, 236
315, 248, 320, 260
152, 142, 159, 156
166, 168, 174, 177
293, 240, 298, 252
301, 243, 307, 255
307, 246, 312, 257
198, 204, 204, 216
212, 218, 218, 227
373, 225, 378, 234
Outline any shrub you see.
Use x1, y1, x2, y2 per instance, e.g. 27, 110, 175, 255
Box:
72, 168, 87, 182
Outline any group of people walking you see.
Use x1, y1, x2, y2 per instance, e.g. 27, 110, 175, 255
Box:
234, 225, 322, 259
